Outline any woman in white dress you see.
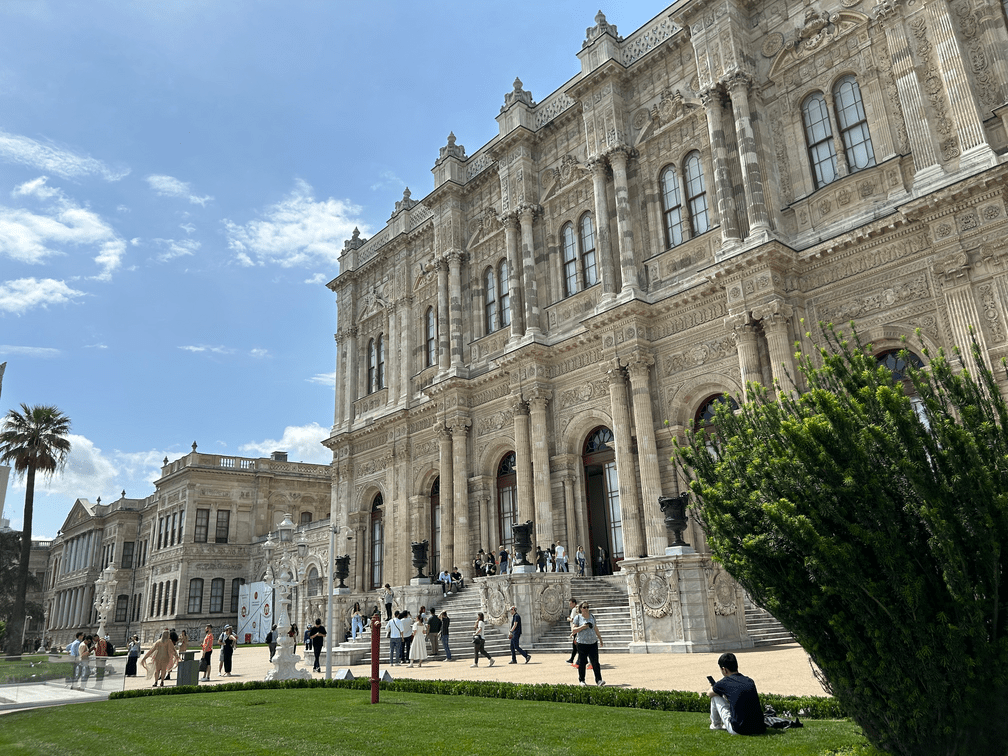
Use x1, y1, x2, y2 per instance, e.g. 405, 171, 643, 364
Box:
408, 615, 428, 667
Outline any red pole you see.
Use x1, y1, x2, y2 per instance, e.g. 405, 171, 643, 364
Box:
370, 611, 381, 704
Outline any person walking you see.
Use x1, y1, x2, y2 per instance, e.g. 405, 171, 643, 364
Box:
387, 611, 404, 666
351, 602, 364, 640
427, 611, 442, 657
289, 623, 299, 655
565, 597, 579, 665
177, 629, 189, 658
309, 618, 326, 672
408, 614, 428, 668
507, 605, 531, 664
576, 545, 585, 576
141, 629, 179, 688
267, 624, 278, 661
470, 612, 494, 668
200, 625, 214, 681
439, 610, 452, 661
66, 631, 83, 687
401, 610, 412, 662
381, 583, 394, 620
125, 635, 141, 677
77, 635, 94, 688
571, 601, 605, 686
221, 625, 237, 676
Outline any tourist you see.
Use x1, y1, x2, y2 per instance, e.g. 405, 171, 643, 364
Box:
387, 611, 404, 666
545, 546, 554, 573
200, 624, 214, 681
450, 567, 464, 590
289, 622, 299, 655
401, 610, 412, 661
706, 652, 766, 736
536, 547, 546, 572
427, 610, 442, 657
439, 610, 452, 661
473, 550, 484, 577
470, 612, 494, 667
566, 598, 579, 665
309, 618, 326, 672
177, 629, 189, 658
141, 629, 179, 688
407, 612, 428, 668
125, 635, 141, 677
165, 627, 178, 680
438, 568, 452, 595
77, 635, 94, 688
221, 625, 237, 676
303, 625, 312, 651
507, 605, 531, 664
381, 583, 394, 620
266, 624, 278, 661
556, 542, 568, 572
571, 601, 605, 686
576, 545, 586, 576
66, 631, 83, 687
351, 602, 365, 640
498, 545, 509, 575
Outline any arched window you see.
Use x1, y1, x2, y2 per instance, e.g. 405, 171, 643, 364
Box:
300, 511, 312, 526
684, 152, 710, 237
306, 566, 320, 597
660, 165, 685, 249
430, 477, 441, 574
562, 223, 578, 297
367, 338, 376, 393
187, 578, 203, 614
498, 260, 510, 327
209, 577, 225, 613
833, 75, 875, 174
376, 333, 385, 390
370, 494, 384, 589
695, 394, 740, 428
485, 266, 498, 335
802, 92, 838, 189
497, 452, 517, 548
425, 307, 436, 368
583, 427, 623, 561
580, 213, 598, 287
877, 348, 926, 424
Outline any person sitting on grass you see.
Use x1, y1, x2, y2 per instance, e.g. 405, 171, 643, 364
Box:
705, 652, 766, 736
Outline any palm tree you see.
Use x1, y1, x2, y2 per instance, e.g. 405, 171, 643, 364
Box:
0, 404, 71, 655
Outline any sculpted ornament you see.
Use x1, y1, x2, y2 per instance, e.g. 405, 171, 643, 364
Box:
711, 572, 737, 616
538, 583, 566, 622
639, 571, 673, 618
484, 580, 510, 626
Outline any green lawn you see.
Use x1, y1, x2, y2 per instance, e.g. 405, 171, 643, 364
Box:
0, 687, 881, 756
0, 656, 74, 684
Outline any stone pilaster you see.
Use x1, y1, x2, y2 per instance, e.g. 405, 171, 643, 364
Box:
605, 360, 645, 560
343, 326, 358, 427
730, 318, 762, 400
503, 213, 524, 339
436, 425, 454, 571
436, 258, 450, 371
626, 352, 666, 556
725, 73, 770, 238
754, 301, 796, 397
562, 473, 578, 560
589, 156, 618, 299
450, 419, 472, 577
607, 146, 640, 297
448, 251, 465, 368
512, 398, 535, 527
700, 87, 741, 249
519, 205, 542, 335
528, 389, 554, 548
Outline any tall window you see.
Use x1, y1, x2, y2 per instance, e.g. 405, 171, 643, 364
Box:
498, 260, 510, 327
802, 92, 839, 189
833, 75, 875, 174
430, 478, 441, 574
370, 494, 384, 589
231, 578, 245, 613
170, 579, 177, 615
178, 509, 184, 543
425, 307, 437, 368
684, 152, 710, 237
584, 427, 623, 560
562, 223, 579, 297
195, 509, 209, 543
561, 215, 599, 298
300, 511, 312, 526
367, 338, 376, 393
580, 214, 598, 287
188, 578, 204, 614
115, 595, 128, 623
120, 541, 134, 569
209, 578, 225, 613
162, 581, 170, 616
497, 452, 517, 549
306, 567, 320, 597
215, 510, 230, 544
660, 165, 685, 248
485, 266, 498, 335
376, 334, 385, 390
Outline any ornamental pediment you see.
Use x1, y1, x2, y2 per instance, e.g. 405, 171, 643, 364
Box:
632, 88, 702, 148
358, 279, 390, 321
766, 9, 870, 80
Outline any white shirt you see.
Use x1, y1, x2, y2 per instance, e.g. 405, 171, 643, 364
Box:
68, 638, 81, 659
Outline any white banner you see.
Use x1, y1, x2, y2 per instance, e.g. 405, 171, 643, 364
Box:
237, 581, 272, 644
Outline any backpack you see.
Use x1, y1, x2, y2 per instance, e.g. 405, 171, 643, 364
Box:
266, 631, 273, 644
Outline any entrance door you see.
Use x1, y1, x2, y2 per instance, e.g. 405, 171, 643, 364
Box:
582, 426, 623, 574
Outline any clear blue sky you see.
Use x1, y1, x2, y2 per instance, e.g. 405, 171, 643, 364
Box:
0, 1, 662, 539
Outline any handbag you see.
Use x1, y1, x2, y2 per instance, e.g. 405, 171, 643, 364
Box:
199, 658, 208, 673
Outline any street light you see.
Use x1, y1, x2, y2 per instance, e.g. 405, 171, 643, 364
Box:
325, 522, 352, 679
262, 515, 310, 681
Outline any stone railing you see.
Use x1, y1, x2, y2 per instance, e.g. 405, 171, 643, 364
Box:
534, 90, 577, 129
409, 202, 433, 230
466, 150, 495, 181
621, 13, 679, 67
356, 227, 391, 265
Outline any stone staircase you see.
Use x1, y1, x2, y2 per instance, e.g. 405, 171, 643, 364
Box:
744, 596, 794, 646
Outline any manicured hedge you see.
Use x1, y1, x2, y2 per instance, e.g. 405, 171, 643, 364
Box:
110, 676, 844, 719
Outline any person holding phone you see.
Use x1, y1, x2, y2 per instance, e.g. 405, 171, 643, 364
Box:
570, 601, 604, 686
705, 652, 766, 735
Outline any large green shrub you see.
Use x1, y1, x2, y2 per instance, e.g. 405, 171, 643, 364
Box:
675, 327, 1008, 756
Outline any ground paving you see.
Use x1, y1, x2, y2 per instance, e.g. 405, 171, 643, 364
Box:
120, 641, 826, 698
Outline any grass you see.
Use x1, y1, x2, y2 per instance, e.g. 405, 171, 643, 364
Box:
0, 687, 883, 756
0, 655, 74, 684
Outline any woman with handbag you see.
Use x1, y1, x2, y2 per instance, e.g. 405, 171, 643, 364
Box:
408, 613, 428, 668
200, 624, 214, 681
221, 625, 237, 676
571, 601, 605, 687
470, 612, 494, 668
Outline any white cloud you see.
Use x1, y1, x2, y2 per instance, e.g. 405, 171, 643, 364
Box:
250, 348, 268, 358
129, 237, 140, 245
307, 371, 336, 388
179, 344, 233, 355
84, 343, 107, 349
239, 422, 331, 465
0, 176, 127, 279
370, 170, 405, 192
179, 222, 195, 234
146, 174, 212, 206
153, 237, 200, 262
0, 277, 84, 314
304, 272, 327, 285
0, 344, 61, 358
0, 129, 129, 181
223, 179, 365, 269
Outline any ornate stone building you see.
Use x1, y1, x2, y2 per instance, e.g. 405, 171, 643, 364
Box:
324, 0, 1008, 603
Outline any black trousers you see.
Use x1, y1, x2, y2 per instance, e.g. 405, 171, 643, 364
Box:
473, 637, 492, 663
576, 642, 601, 683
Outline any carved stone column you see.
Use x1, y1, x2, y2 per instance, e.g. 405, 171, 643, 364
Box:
436, 258, 450, 371
436, 425, 454, 571
755, 302, 796, 397
448, 251, 465, 368
605, 360, 645, 560
562, 473, 578, 560
725, 73, 770, 237
333, 331, 344, 426
589, 157, 618, 299
519, 205, 542, 336
503, 213, 524, 338
700, 86, 741, 249
512, 398, 535, 527
344, 326, 358, 426
398, 295, 412, 403
528, 389, 554, 548
607, 146, 640, 296
626, 352, 666, 556
730, 318, 762, 401
450, 420, 472, 577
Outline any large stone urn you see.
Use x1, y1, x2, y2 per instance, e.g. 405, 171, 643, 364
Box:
334, 555, 351, 589
512, 521, 534, 566
659, 493, 691, 550
411, 540, 430, 580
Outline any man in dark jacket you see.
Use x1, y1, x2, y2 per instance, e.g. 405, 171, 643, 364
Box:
427, 612, 442, 657
706, 652, 766, 736
507, 605, 531, 664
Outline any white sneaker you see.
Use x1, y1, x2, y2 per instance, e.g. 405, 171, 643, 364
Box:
488, 658, 495, 667
597, 680, 606, 686
470, 664, 478, 668
579, 681, 587, 686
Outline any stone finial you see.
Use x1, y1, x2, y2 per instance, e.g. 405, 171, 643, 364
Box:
394, 187, 417, 215
583, 9, 621, 48
96, 496, 101, 505
343, 227, 366, 252
163, 456, 169, 466
121, 490, 126, 499
438, 132, 466, 162
501, 77, 535, 113
192, 440, 198, 452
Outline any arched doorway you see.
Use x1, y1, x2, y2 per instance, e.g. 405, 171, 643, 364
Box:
429, 477, 441, 576
582, 426, 622, 575
694, 393, 740, 455
370, 494, 384, 589
496, 452, 517, 549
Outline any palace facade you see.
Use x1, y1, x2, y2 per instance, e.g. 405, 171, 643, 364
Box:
324, 0, 1008, 595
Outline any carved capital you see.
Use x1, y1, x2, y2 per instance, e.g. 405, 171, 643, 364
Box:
587, 155, 610, 178
510, 396, 530, 416
449, 418, 472, 437
751, 299, 793, 323
501, 212, 520, 231
722, 70, 753, 95
528, 388, 552, 413
699, 86, 724, 110
603, 358, 626, 386
626, 351, 655, 380
605, 144, 637, 167
447, 249, 466, 268
517, 203, 542, 222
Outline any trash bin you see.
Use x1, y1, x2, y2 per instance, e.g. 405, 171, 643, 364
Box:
177, 650, 199, 686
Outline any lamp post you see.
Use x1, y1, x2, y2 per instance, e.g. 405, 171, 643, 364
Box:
325, 523, 351, 680
93, 563, 117, 641
262, 514, 311, 681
